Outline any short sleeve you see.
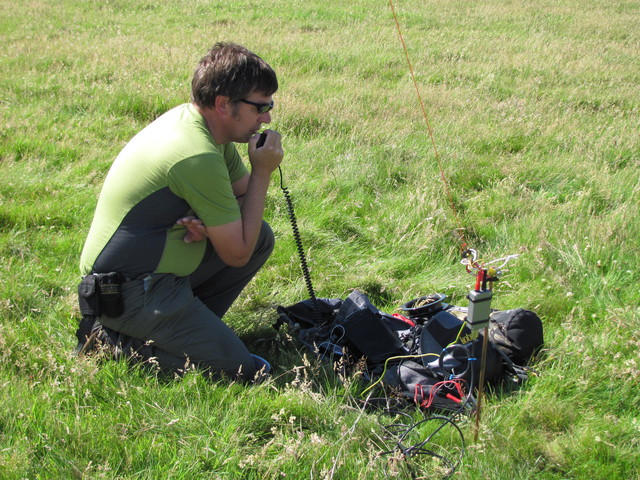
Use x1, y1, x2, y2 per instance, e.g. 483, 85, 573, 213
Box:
168, 151, 245, 226
221, 143, 249, 184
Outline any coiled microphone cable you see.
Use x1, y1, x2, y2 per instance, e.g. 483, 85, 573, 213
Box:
278, 166, 322, 324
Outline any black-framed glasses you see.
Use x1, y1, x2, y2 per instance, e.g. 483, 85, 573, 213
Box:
239, 98, 274, 114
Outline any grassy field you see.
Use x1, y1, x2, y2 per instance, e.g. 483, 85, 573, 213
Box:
1, 0, 639, 478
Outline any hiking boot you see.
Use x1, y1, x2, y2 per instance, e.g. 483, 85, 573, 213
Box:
75, 321, 119, 357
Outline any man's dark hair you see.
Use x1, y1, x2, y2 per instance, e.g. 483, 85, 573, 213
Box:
191, 42, 278, 108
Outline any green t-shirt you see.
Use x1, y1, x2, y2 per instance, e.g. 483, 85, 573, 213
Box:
80, 103, 248, 277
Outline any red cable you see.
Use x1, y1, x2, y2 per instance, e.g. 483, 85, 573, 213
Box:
418, 380, 467, 409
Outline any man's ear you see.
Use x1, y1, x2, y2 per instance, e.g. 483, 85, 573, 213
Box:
214, 95, 231, 115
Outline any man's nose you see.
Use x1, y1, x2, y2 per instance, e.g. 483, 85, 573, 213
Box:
259, 112, 272, 124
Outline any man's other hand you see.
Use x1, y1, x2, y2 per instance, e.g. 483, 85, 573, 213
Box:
177, 216, 207, 243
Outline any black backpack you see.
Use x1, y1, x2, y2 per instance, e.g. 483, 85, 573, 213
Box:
488, 308, 544, 366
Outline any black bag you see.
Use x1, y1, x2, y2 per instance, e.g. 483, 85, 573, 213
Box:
277, 291, 407, 363
275, 297, 343, 356
488, 309, 543, 366
335, 291, 407, 364
276, 297, 341, 330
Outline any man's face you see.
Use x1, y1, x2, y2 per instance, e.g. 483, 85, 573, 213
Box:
229, 92, 273, 143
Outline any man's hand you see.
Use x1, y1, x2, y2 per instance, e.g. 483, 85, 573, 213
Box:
176, 216, 207, 244
248, 129, 284, 175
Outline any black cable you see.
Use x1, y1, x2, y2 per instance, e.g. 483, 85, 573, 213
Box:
377, 410, 465, 480
278, 166, 322, 323
438, 343, 472, 380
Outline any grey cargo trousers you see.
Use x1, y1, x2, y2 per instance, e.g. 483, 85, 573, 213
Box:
97, 221, 274, 380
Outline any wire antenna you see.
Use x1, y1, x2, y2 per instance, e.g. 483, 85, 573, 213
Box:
389, 0, 468, 254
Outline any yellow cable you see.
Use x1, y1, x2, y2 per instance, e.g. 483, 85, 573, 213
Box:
362, 352, 440, 395
447, 321, 466, 348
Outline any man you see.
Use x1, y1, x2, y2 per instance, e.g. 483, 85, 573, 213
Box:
76, 42, 283, 381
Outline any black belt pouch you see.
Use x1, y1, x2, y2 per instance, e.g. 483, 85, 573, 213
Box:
78, 272, 126, 319
78, 274, 101, 318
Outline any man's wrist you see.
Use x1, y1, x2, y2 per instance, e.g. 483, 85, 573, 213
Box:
249, 168, 274, 182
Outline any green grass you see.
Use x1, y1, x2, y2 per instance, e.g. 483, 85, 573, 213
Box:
1, 0, 639, 478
